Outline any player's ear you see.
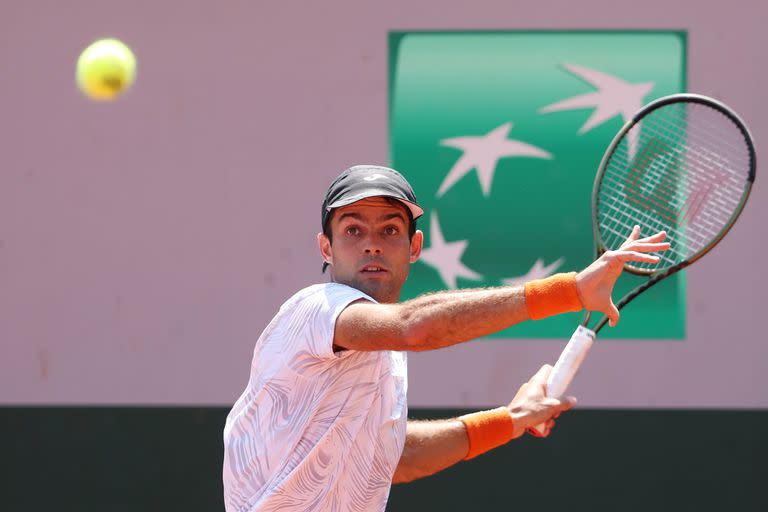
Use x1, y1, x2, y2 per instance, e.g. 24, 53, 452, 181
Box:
318, 232, 333, 266
409, 230, 423, 263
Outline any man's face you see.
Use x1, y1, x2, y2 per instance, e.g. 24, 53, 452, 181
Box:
318, 197, 423, 303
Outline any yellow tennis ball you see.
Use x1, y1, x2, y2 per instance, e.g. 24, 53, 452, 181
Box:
76, 38, 136, 101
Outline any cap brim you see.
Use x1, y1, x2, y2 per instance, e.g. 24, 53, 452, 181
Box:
328, 191, 424, 220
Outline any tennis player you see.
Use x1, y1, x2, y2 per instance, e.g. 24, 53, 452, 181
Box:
222, 165, 669, 512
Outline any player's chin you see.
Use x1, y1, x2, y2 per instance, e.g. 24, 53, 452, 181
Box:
355, 273, 390, 291
358, 269, 390, 281
353, 276, 397, 302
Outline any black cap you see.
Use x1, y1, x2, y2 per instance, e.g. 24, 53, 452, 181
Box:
321, 165, 424, 231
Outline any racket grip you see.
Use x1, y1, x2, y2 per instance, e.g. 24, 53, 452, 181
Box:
529, 326, 595, 436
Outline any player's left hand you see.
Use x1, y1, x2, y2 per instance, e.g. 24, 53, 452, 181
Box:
576, 225, 670, 327
507, 364, 576, 439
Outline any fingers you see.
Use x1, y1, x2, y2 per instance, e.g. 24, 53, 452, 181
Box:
561, 396, 577, 410
530, 364, 553, 385
618, 251, 662, 264
540, 395, 577, 413
544, 397, 576, 414
526, 419, 555, 438
521, 389, 578, 439
618, 225, 641, 250
621, 226, 669, 249
622, 242, 671, 253
526, 396, 577, 438
621, 225, 641, 246
637, 230, 667, 243
608, 299, 619, 327
527, 426, 548, 438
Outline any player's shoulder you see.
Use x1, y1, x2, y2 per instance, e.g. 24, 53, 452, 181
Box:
280, 283, 376, 313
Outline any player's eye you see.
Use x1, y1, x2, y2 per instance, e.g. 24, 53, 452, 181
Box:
345, 226, 361, 236
383, 225, 399, 236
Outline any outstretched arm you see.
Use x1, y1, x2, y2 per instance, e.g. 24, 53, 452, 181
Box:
337, 284, 533, 353
336, 227, 669, 352
393, 365, 575, 484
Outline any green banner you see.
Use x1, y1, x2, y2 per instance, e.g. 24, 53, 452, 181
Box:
389, 31, 687, 339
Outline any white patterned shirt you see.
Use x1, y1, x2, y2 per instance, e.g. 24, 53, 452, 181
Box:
223, 283, 408, 512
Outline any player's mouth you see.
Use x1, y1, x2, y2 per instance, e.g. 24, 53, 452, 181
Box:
360, 264, 388, 276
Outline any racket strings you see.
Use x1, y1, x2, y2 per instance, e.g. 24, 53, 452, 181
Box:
630, 114, 750, 203
606, 149, 742, 239
605, 147, 739, 236
597, 101, 751, 271
619, 108, 749, 202
619, 137, 739, 206
646, 105, 750, 210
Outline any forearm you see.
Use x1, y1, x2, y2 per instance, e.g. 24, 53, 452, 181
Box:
392, 419, 469, 484
393, 365, 579, 484
398, 285, 529, 351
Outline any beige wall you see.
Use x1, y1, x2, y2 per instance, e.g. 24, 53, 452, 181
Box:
0, 0, 765, 407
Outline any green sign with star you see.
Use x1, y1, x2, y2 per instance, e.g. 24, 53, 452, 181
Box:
389, 31, 687, 339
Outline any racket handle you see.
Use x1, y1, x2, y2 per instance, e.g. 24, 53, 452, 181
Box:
529, 326, 595, 436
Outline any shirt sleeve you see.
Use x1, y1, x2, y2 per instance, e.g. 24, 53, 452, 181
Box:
292, 284, 374, 361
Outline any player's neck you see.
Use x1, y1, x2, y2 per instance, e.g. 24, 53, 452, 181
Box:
329, 275, 401, 304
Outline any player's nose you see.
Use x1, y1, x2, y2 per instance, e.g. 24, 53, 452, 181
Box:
363, 233, 384, 254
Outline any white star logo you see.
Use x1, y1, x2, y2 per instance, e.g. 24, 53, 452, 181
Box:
501, 258, 564, 287
419, 211, 482, 289
539, 64, 654, 158
437, 123, 552, 198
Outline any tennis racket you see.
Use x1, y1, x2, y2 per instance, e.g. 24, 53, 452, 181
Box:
531, 93, 756, 436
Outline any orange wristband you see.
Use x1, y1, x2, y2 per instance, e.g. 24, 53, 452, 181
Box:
524, 272, 583, 320
459, 407, 514, 460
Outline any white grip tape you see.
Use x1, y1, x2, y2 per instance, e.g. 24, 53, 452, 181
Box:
531, 326, 595, 435
547, 325, 595, 399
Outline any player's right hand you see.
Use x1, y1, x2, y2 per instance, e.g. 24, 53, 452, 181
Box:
507, 364, 576, 438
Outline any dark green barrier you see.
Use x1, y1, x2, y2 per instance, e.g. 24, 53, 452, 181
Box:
2, 408, 765, 511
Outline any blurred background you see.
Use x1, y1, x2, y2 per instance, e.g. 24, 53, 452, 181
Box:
1, 1, 765, 510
